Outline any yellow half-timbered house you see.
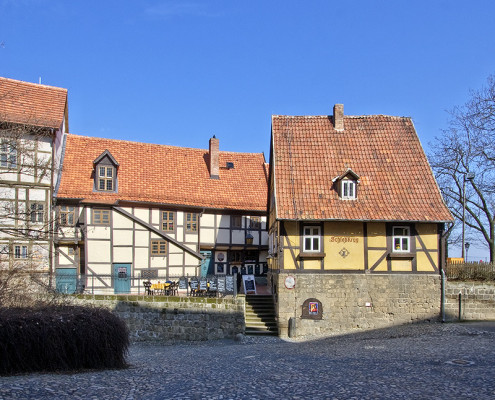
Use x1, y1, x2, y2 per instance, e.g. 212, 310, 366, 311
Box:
268, 104, 453, 336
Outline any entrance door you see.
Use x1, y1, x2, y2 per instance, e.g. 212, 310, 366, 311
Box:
114, 263, 131, 294
56, 268, 77, 294
200, 251, 212, 277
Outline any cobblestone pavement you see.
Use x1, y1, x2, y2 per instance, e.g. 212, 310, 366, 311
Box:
0, 322, 494, 399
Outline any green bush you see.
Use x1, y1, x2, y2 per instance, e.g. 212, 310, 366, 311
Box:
0, 305, 129, 375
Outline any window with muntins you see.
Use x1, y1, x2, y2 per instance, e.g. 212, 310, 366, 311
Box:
393, 226, 410, 252
249, 216, 261, 229
0, 140, 17, 168
341, 180, 356, 200
151, 240, 167, 256
186, 213, 198, 232
60, 206, 75, 226
231, 215, 242, 229
161, 211, 174, 232
14, 245, 28, 259
93, 209, 110, 225
98, 166, 115, 191
303, 226, 321, 252
30, 203, 44, 223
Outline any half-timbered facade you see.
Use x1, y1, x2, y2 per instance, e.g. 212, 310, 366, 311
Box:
55, 135, 268, 293
0, 77, 68, 271
268, 104, 453, 336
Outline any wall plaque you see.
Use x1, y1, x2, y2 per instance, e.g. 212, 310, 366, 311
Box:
301, 298, 323, 320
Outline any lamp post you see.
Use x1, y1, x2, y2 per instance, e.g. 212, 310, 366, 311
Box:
465, 242, 471, 263
462, 172, 475, 260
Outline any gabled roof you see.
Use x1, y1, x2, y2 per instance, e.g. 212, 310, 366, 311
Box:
57, 134, 268, 212
271, 113, 453, 222
0, 77, 68, 130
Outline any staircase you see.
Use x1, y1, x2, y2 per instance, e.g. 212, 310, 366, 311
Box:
244, 295, 278, 336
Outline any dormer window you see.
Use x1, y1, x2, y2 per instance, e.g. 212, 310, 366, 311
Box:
341, 180, 356, 200
93, 150, 119, 193
333, 168, 359, 200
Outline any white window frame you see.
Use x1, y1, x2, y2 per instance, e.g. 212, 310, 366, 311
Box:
341, 180, 356, 200
303, 225, 321, 252
392, 226, 410, 253
14, 245, 28, 259
0, 140, 17, 169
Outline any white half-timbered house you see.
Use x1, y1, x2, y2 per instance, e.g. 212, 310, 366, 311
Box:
0, 77, 68, 272
55, 134, 268, 293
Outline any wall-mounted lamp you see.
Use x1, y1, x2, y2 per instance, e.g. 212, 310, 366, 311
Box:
246, 233, 254, 245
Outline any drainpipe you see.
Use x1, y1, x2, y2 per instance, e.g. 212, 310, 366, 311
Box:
441, 268, 446, 323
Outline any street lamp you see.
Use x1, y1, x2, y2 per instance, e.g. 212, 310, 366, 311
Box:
465, 242, 471, 263
462, 172, 475, 260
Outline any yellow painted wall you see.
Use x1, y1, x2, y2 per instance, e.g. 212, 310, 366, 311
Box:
282, 222, 299, 270
323, 222, 364, 270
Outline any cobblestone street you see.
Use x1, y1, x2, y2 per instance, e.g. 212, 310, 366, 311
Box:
0, 322, 494, 399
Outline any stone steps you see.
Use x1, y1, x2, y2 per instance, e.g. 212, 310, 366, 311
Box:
244, 295, 278, 336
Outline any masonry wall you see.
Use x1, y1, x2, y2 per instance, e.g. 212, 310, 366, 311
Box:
272, 273, 441, 338
73, 294, 245, 342
444, 281, 495, 321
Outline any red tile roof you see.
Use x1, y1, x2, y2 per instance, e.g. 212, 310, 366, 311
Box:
271, 114, 453, 222
57, 134, 268, 212
0, 77, 67, 129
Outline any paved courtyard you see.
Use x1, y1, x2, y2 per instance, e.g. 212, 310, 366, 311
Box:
0, 322, 494, 399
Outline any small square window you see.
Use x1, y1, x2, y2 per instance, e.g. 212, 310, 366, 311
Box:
249, 216, 261, 229
14, 245, 28, 259
303, 226, 321, 252
93, 209, 110, 225
0, 140, 17, 168
151, 240, 167, 256
231, 215, 242, 229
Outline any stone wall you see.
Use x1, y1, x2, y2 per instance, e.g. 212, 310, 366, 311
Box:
444, 281, 495, 321
271, 272, 441, 338
73, 294, 245, 342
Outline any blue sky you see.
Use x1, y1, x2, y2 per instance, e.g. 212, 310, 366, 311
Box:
1, 0, 495, 259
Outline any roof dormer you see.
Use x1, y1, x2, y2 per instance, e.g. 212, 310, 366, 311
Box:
332, 168, 359, 200
93, 150, 119, 192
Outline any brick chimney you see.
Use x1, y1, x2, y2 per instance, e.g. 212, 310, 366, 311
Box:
333, 104, 344, 131
209, 136, 219, 179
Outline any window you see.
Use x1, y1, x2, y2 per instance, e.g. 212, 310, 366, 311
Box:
393, 226, 410, 252
161, 211, 175, 232
93, 209, 110, 225
303, 226, 321, 252
249, 216, 261, 229
341, 180, 356, 200
30, 203, 44, 223
151, 240, 167, 256
97, 166, 115, 191
14, 245, 28, 259
68, 247, 75, 256
185, 213, 198, 232
0, 140, 17, 168
231, 215, 242, 228
60, 206, 75, 226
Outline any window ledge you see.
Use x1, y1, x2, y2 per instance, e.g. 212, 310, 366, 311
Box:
299, 252, 326, 259
388, 252, 414, 260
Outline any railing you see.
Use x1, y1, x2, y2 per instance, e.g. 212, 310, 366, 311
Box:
53, 272, 240, 297
444, 261, 495, 281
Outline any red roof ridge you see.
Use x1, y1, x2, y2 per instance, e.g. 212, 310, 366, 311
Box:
0, 76, 67, 93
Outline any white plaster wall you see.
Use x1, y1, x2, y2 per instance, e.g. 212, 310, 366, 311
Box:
150, 257, 166, 268
17, 188, 26, 200
58, 246, 74, 266
0, 188, 15, 199
113, 212, 133, 229
113, 230, 133, 245
185, 253, 199, 266
184, 266, 197, 276
113, 247, 133, 263
87, 263, 112, 276
176, 227, 184, 239
168, 253, 183, 265
168, 267, 183, 277
185, 233, 197, 243
87, 240, 111, 263
200, 213, 215, 227
151, 209, 160, 225
88, 226, 111, 240
261, 231, 269, 245
216, 229, 230, 243
134, 247, 149, 265
133, 208, 149, 223
28, 188, 46, 201
177, 212, 184, 225
201, 227, 215, 244
217, 215, 230, 228
134, 231, 149, 247
232, 230, 244, 244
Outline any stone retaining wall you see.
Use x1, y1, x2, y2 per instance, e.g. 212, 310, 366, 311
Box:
73, 294, 245, 342
444, 281, 495, 321
271, 273, 441, 338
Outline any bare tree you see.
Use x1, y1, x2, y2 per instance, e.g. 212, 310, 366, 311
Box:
429, 74, 495, 263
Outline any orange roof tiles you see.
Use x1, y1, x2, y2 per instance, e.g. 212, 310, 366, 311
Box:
57, 134, 268, 212
0, 77, 67, 129
271, 114, 453, 222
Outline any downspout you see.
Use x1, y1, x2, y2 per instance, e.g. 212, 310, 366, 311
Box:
441, 268, 446, 323
440, 221, 453, 323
